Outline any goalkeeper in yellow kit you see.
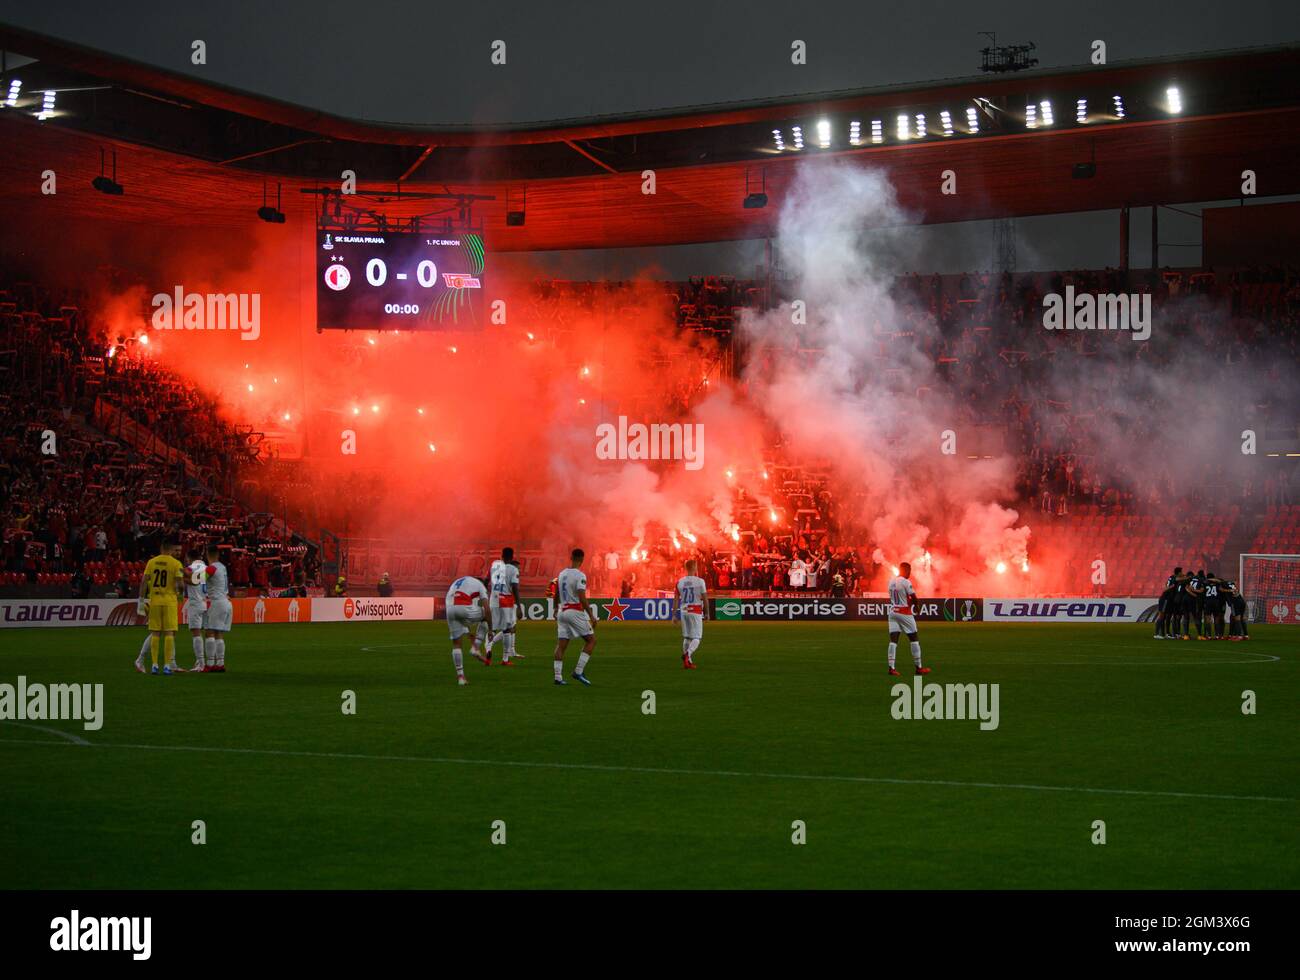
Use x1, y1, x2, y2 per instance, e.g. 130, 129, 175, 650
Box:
139, 540, 186, 675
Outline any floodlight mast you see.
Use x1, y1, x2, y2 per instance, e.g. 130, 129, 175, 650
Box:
978, 33, 1039, 74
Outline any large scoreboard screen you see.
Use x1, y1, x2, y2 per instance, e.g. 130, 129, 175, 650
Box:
316, 230, 486, 331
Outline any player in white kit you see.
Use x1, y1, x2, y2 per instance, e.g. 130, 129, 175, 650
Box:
673, 558, 707, 670
484, 547, 523, 665
553, 548, 596, 686
201, 545, 233, 672
132, 596, 153, 673
445, 575, 490, 686
181, 551, 209, 672
886, 561, 930, 676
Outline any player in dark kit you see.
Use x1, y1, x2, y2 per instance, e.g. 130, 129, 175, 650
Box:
1225, 580, 1251, 640
1201, 573, 1227, 639
1186, 569, 1207, 639
1154, 567, 1181, 639
1173, 568, 1196, 640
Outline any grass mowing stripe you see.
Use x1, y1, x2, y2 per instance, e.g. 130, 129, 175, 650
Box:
0, 721, 90, 745
2, 736, 1294, 804
2, 620, 1294, 887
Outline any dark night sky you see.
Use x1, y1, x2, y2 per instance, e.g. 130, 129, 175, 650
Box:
2, 0, 1298, 273
2, 0, 1298, 125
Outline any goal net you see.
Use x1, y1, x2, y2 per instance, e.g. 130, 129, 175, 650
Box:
1239, 554, 1300, 624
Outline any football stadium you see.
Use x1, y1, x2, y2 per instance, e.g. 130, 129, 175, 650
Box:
0, 0, 1297, 957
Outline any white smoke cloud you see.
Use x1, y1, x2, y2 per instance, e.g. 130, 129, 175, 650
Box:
737, 160, 1027, 592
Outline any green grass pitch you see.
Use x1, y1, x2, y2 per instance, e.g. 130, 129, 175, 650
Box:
0, 621, 1295, 889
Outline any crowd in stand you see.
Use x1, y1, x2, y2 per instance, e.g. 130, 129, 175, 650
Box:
2, 263, 1296, 598
0, 274, 315, 594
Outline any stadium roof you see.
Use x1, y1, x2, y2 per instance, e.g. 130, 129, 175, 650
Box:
2, 27, 1299, 251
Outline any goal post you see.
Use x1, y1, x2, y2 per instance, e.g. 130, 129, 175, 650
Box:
1238, 554, 1300, 624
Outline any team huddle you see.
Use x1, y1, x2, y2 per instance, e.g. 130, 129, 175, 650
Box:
443, 549, 930, 684
1153, 567, 1251, 640
132, 540, 233, 675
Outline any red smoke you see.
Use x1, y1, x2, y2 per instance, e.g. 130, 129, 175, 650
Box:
8, 165, 1073, 596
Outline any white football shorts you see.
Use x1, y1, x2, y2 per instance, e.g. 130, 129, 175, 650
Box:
206, 597, 233, 633
447, 605, 485, 640
491, 605, 517, 631
887, 611, 918, 635
557, 608, 594, 640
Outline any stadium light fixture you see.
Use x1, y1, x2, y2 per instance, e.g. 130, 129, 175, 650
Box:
966, 106, 979, 134
1166, 86, 1182, 114
258, 181, 286, 224
506, 185, 526, 225
4, 78, 20, 107
92, 148, 124, 195
816, 118, 831, 148
772, 128, 785, 151
791, 125, 804, 149
1025, 103, 1038, 129
896, 114, 909, 140
848, 120, 861, 145
871, 119, 883, 144
36, 89, 55, 120
1076, 98, 1088, 123
940, 110, 953, 137
913, 113, 926, 139
1112, 94, 1125, 118
1039, 100, 1053, 126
